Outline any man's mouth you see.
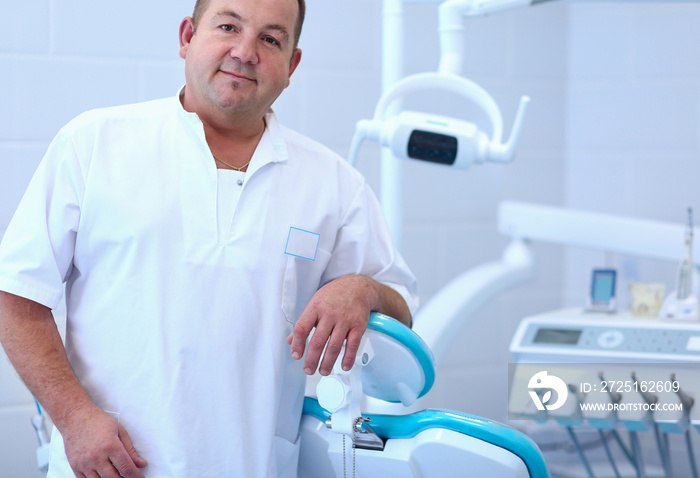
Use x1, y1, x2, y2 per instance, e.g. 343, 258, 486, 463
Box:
220, 70, 255, 82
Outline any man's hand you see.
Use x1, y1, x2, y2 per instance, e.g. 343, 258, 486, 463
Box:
62, 405, 147, 478
286, 275, 411, 376
0, 291, 147, 477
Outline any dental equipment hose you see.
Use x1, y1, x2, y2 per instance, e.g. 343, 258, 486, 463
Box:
610, 430, 637, 472
654, 424, 671, 477
598, 429, 621, 478
629, 431, 645, 478
687, 430, 699, 478
566, 427, 596, 478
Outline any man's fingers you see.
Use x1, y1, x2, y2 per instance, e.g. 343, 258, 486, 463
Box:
318, 328, 349, 376
76, 463, 119, 478
63, 407, 146, 478
341, 328, 363, 372
110, 448, 146, 478
288, 315, 315, 361
302, 322, 333, 375
94, 464, 121, 478
289, 276, 378, 376
118, 426, 148, 469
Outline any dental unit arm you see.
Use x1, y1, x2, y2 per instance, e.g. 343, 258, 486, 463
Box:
412, 238, 534, 368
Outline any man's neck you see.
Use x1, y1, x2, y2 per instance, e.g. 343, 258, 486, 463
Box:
180, 88, 267, 170
203, 116, 266, 171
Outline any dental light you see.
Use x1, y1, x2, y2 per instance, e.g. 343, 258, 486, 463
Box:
347, 72, 530, 169
348, 0, 535, 170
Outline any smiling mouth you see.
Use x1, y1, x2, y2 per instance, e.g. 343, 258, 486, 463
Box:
220, 70, 255, 82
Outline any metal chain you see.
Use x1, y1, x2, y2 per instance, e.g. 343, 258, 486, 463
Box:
342, 417, 368, 478
342, 434, 347, 478
353, 418, 358, 478
353, 417, 371, 478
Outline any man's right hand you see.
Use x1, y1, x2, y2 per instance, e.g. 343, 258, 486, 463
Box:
61, 405, 147, 478
0, 292, 146, 476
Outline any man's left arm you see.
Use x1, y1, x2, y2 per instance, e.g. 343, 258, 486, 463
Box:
287, 274, 410, 376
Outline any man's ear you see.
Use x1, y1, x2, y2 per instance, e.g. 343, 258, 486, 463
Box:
286, 49, 302, 87
179, 17, 195, 59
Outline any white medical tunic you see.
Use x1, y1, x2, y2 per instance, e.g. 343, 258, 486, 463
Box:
0, 94, 418, 477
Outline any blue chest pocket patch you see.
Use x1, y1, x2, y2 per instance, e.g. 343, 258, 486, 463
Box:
285, 227, 320, 261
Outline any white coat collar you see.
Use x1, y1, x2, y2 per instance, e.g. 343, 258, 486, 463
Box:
175, 86, 290, 177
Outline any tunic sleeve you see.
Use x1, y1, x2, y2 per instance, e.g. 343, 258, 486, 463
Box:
0, 129, 84, 309
321, 178, 419, 318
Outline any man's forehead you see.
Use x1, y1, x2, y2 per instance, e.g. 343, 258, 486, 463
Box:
203, 0, 298, 26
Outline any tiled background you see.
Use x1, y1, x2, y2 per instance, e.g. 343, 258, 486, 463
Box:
2, 1, 700, 476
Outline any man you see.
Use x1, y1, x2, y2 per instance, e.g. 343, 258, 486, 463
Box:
0, 0, 417, 476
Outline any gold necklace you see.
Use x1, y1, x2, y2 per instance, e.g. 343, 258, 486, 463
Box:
211, 122, 265, 172
212, 154, 251, 171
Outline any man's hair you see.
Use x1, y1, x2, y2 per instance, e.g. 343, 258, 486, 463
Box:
191, 0, 306, 51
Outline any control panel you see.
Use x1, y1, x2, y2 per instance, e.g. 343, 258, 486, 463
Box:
510, 309, 700, 363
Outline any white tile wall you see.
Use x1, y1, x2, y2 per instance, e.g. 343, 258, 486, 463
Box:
138, 62, 189, 101
634, 5, 700, 79
2, 0, 51, 55
296, 69, 380, 148
3, 0, 700, 475
0, 406, 45, 478
300, 0, 382, 71
566, 4, 633, 81
510, 6, 568, 81
0, 145, 46, 226
52, 2, 192, 59
1, 58, 141, 142
566, 82, 699, 152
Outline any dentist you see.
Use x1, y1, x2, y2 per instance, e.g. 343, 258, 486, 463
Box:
0, 0, 417, 476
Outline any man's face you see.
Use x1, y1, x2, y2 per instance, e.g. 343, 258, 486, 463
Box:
179, 0, 301, 119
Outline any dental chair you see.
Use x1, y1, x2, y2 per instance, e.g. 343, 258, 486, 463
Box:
298, 312, 549, 478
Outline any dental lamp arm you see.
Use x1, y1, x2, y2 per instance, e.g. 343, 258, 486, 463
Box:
488, 95, 530, 163
373, 72, 504, 142
347, 120, 379, 167
439, 0, 558, 75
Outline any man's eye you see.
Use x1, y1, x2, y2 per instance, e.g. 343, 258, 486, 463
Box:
263, 37, 280, 46
220, 24, 235, 32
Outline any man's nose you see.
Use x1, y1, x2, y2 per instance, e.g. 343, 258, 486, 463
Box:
230, 33, 259, 65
